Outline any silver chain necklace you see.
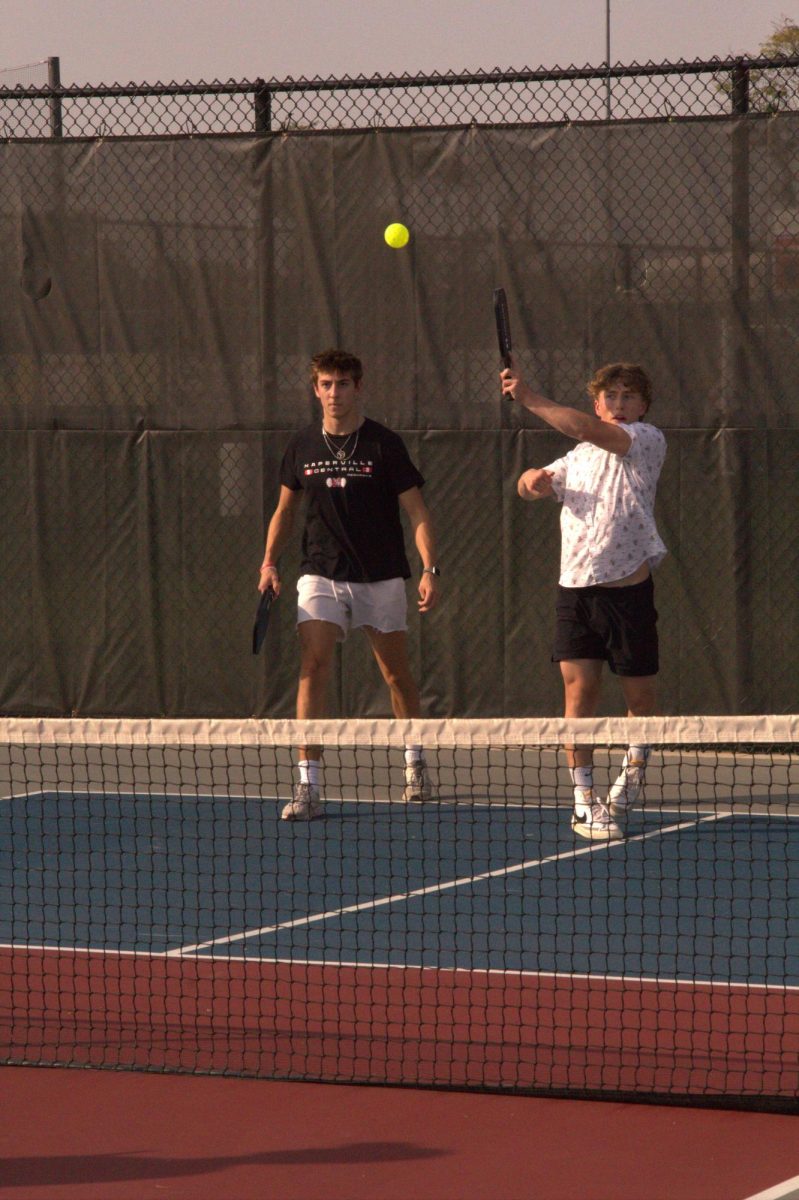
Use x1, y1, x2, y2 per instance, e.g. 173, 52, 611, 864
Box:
322, 425, 359, 462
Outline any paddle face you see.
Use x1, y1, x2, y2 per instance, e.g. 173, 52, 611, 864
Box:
252, 587, 275, 655
493, 287, 512, 368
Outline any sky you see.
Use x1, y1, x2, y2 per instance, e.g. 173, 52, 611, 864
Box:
0, 0, 794, 88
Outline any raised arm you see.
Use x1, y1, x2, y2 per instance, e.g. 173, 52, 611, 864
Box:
501, 359, 631, 455
398, 486, 440, 613
258, 485, 302, 595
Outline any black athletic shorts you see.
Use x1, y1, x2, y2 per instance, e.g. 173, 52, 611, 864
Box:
552, 575, 659, 677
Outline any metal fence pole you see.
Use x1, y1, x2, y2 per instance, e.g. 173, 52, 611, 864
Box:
47, 55, 63, 137
254, 79, 271, 133
731, 56, 750, 115
605, 0, 612, 119
730, 58, 750, 403
729, 57, 753, 707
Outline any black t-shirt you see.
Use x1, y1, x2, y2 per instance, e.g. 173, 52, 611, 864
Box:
279, 417, 424, 582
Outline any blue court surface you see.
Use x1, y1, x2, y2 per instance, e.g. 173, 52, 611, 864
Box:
2, 789, 798, 988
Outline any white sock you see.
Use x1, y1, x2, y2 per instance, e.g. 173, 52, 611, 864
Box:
626, 745, 650, 770
298, 759, 321, 787
404, 746, 423, 767
570, 766, 593, 791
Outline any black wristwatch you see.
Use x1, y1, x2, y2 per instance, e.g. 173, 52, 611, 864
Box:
423, 566, 441, 577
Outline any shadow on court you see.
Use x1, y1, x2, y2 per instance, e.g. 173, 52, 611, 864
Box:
1, 1141, 447, 1188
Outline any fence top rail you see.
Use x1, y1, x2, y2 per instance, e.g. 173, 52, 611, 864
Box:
1, 54, 798, 100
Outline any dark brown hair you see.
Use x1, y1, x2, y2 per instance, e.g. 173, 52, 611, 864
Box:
310, 349, 363, 385
587, 362, 652, 409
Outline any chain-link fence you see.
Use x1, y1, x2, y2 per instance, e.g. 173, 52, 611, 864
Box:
0, 55, 798, 137
0, 59, 798, 718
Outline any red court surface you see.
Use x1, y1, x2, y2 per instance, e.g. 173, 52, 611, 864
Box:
1, 1064, 798, 1200
7, 949, 797, 1102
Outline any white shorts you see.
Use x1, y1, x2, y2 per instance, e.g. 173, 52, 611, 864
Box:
296, 574, 408, 640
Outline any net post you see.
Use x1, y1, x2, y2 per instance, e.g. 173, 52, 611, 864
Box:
254, 78, 271, 133
47, 56, 63, 138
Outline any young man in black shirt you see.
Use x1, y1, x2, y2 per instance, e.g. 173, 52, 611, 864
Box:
258, 349, 441, 820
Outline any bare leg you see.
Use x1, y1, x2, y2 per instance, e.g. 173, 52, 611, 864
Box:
608, 674, 658, 815
364, 628, 421, 718
619, 674, 657, 717
561, 659, 624, 840
296, 619, 339, 760
560, 658, 603, 769
365, 628, 430, 801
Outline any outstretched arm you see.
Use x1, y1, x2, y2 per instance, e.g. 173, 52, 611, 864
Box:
399, 486, 440, 613
258, 485, 301, 595
517, 468, 555, 501
501, 359, 631, 455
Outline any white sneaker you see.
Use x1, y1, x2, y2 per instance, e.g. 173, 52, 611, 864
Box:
402, 761, 432, 802
608, 756, 646, 820
281, 782, 323, 821
571, 789, 624, 841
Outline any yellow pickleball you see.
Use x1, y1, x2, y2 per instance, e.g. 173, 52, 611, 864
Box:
384, 222, 410, 249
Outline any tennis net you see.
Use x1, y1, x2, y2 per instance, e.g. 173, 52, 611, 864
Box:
1, 715, 797, 1111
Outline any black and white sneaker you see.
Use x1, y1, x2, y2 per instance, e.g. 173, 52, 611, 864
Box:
571, 789, 624, 841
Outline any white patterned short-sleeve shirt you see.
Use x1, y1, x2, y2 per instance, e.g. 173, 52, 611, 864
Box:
545, 421, 667, 587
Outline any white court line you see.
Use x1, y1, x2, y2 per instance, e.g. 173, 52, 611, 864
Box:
3, 938, 798, 995
5, 938, 799, 995
171, 812, 725, 956
742, 1175, 799, 1200
0, 790, 271, 803
5, 789, 797, 820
